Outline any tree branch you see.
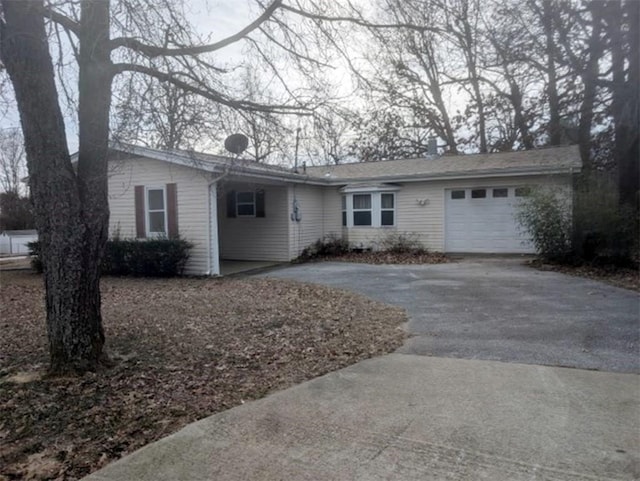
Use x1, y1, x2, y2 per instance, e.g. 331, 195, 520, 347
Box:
281, 3, 442, 33
41, 6, 80, 35
110, 0, 282, 56
112, 63, 311, 115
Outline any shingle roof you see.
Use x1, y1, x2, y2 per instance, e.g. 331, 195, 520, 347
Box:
305, 145, 581, 182
107, 142, 580, 185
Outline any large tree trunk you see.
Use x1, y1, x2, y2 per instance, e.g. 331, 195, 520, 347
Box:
541, 0, 562, 146
0, 0, 111, 374
576, 2, 604, 172
609, 0, 639, 208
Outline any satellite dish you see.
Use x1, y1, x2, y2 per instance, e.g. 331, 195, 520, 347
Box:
224, 133, 249, 155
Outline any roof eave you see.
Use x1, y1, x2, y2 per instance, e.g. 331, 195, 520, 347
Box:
318, 166, 580, 185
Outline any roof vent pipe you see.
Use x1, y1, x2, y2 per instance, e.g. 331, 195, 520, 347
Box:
427, 137, 438, 156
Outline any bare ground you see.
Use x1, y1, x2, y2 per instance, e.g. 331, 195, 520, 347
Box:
0, 271, 406, 481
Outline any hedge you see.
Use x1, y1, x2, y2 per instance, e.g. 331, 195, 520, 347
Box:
28, 238, 193, 277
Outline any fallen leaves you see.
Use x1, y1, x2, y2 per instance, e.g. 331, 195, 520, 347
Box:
306, 251, 450, 265
0, 271, 406, 480
529, 259, 640, 292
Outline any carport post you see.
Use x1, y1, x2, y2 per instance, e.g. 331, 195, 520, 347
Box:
208, 182, 220, 276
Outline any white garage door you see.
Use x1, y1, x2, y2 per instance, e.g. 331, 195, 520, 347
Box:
445, 187, 534, 253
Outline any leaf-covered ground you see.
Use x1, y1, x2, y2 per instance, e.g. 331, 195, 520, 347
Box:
0, 271, 406, 480
306, 251, 450, 265
529, 259, 640, 292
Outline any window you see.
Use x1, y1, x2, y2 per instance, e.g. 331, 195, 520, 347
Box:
451, 190, 465, 199
471, 189, 487, 199
381, 193, 395, 226
146, 187, 166, 236
236, 191, 255, 216
341, 191, 397, 228
493, 188, 508, 198
353, 194, 372, 226
515, 187, 531, 197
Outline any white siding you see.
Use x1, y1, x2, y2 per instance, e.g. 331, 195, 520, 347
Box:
217, 183, 290, 261
289, 184, 326, 258
108, 157, 211, 275
332, 174, 573, 252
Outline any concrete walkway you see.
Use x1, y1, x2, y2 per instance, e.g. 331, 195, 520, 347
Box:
86, 354, 639, 480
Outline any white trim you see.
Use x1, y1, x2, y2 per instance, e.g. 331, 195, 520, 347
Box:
145, 186, 168, 237
343, 191, 396, 228
340, 183, 402, 193
208, 183, 220, 276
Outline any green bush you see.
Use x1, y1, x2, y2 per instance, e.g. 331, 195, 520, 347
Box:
297, 234, 350, 260
515, 187, 573, 262
376, 231, 427, 254
28, 238, 193, 277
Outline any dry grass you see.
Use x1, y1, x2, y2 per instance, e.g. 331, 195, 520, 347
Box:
0, 271, 406, 480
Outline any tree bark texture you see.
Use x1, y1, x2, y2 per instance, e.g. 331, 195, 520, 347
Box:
0, 0, 110, 373
541, 0, 562, 146
608, 0, 639, 208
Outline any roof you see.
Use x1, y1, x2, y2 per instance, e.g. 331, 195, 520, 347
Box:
107, 142, 321, 184
305, 145, 581, 182
106, 143, 581, 185
1, 230, 37, 236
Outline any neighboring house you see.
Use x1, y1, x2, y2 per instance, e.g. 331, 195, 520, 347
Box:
0, 229, 38, 255
105, 143, 581, 275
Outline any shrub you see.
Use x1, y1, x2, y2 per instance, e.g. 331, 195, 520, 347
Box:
376, 231, 427, 254
297, 234, 350, 260
27, 241, 43, 273
572, 174, 638, 267
28, 237, 193, 277
515, 186, 573, 262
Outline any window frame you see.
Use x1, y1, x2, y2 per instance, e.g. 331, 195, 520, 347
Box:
352, 193, 373, 226
236, 191, 256, 217
145, 186, 168, 237
380, 193, 396, 227
342, 191, 396, 228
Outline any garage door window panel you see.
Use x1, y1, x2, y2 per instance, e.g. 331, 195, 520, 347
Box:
471, 189, 487, 199
493, 188, 508, 198
451, 190, 465, 200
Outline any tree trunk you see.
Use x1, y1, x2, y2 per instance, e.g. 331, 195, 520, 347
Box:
0, 0, 111, 374
610, 0, 639, 208
577, 2, 604, 172
541, 0, 562, 146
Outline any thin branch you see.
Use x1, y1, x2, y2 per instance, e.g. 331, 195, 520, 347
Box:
111, 63, 312, 115
280, 3, 442, 33
41, 6, 80, 35
110, 0, 282, 56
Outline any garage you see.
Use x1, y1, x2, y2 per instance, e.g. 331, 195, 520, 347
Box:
444, 186, 535, 253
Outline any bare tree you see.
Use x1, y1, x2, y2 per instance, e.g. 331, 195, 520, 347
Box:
0, 128, 26, 195
0, 0, 312, 374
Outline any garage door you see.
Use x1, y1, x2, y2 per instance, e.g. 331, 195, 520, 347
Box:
445, 187, 534, 253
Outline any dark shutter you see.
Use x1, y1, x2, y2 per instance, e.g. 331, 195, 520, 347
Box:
226, 190, 236, 217
134, 185, 146, 238
256, 189, 265, 217
166, 183, 178, 238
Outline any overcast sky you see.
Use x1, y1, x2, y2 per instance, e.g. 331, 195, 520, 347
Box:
0, 0, 276, 152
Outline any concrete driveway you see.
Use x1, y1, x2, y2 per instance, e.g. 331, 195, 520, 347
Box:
262, 258, 640, 373
85, 258, 640, 481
